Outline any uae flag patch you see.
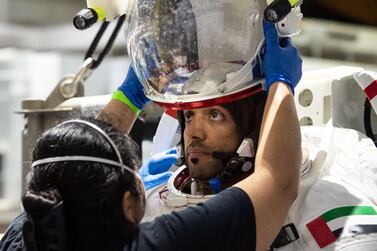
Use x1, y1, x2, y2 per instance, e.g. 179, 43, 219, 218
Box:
306, 206, 377, 248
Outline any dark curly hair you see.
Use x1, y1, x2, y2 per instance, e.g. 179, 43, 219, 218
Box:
222, 91, 267, 149
22, 118, 142, 251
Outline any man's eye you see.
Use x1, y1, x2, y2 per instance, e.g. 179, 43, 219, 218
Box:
210, 111, 224, 121
184, 112, 193, 122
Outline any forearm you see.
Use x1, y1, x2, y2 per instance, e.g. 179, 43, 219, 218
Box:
97, 99, 138, 135
255, 82, 301, 193
234, 82, 301, 251
234, 19, 302, 250
97, 66, 148, 134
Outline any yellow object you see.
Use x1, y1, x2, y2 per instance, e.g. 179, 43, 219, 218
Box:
288, 0, 301, 7
93, 7, 106, 20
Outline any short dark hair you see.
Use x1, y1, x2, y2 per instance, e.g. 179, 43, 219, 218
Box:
222, 91, 267, 147
23, 118, 141, 251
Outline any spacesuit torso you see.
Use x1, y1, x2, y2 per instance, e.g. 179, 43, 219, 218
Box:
275, 126, 377, 250
143, 126, 377, 250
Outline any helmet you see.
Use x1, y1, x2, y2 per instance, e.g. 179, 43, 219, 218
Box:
160, 165, 213, 207
125, 0, 303, 110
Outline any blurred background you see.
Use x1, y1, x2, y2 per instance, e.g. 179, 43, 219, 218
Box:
0, 0, 376, 231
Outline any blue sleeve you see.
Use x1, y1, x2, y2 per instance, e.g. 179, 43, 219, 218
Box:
134, 187, 256, 251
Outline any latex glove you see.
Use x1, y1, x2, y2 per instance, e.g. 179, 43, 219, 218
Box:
112, 66, 150, 114
139, 148, 177, 190
263, 20, 302, 93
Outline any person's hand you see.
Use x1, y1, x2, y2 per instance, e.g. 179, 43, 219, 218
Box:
139, 148, 177, 190
112, 66, 150, 114
262, 20, 302, 93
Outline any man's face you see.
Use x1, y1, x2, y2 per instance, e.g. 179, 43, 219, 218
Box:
183, 105, 240, 180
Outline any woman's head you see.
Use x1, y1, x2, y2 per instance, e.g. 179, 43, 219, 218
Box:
23, 118, 145, 250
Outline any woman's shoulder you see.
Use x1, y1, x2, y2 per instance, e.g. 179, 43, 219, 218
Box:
0, 212, 27, 251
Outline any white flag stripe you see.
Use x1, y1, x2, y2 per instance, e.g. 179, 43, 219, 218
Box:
354, 71, 377, 90
327, 215, 377, 231
353, 71, 377, 111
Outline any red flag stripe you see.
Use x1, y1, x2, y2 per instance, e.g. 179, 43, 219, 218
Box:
306, 216, 337, 248
364, 80, 377, 101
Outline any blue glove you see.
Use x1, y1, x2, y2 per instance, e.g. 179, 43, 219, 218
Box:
262, 20, 302, 93
112, 66, 150, 114
139, 148, 177, 190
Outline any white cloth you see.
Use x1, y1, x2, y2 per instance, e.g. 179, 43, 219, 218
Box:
143, 126, 377, 250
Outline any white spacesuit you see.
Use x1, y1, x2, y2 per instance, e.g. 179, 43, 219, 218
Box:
278, 125, 377, 250
142, 124, 377, 250
141, 69, 377, 250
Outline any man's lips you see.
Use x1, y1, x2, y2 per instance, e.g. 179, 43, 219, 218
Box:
188, 151, 209, 158
187, 147, 211, 159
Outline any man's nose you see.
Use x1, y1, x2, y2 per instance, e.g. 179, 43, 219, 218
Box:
185, 116, 206, 140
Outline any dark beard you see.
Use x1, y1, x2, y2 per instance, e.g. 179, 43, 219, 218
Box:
186, 155, 224, 180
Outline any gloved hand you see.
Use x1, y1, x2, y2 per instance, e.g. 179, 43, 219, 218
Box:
112, 66, 150, 114
262, 20, 302, 93
139, 148, 177, 190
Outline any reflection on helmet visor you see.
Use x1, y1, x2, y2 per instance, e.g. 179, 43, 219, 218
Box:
127, 0, 267, 101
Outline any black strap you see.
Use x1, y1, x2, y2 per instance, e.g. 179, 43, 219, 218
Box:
364, 98, 377, 146
176, 111, 186, 166
270, 223, 300, 249
84, 15, 126, 69
334, 224, 377, 239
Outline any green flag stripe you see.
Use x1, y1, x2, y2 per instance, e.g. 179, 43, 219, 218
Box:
322, 206, 377, 222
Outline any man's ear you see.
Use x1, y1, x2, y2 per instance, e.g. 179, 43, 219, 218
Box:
122, 191, 138, 225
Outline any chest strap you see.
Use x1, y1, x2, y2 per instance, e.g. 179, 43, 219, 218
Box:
270, 223, 300, 249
